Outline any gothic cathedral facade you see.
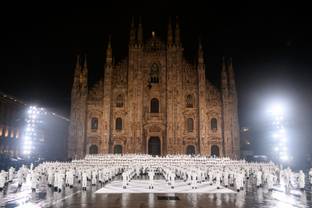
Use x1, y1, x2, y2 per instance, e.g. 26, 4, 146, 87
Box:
68, 18, 240, 159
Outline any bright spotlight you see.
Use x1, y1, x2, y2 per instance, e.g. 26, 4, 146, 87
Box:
267, 102, 286, 117
23, 150, 30, 155
280, 155, 289, 161
267, 100, 291, 164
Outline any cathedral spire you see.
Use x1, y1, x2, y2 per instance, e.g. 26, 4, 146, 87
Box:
175, 16, 181, 47
83, 54, 87, 67
137, 16, 143, 46
129, 16, 136, 45
74, 54, 81, 77
167, 17, 173, 46
82, 54, 88, 74
81, 53, 88, 93
198, 38, 204, 65
106, 36, 112, 66
221, 56, 229, 93
227, 57, 240, 159
227, 57, 237, 95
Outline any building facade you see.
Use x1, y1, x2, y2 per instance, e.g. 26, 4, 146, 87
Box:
0, 92, 25, 156
68, 18, 240, 159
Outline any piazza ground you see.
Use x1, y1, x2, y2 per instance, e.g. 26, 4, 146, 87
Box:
1, 173, 312, 208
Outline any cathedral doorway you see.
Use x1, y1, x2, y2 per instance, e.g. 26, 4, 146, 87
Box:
148, 137, 161, 156
211, 145, 220, 157
89, 145, 98, 154
186, 145, 195, 155
114, 145, 123, 154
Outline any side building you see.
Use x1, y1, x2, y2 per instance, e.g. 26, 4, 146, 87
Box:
0, 92, 25, 156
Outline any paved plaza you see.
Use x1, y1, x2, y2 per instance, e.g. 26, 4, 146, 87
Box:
1, 174, 311, 208
95, 179, 235, 194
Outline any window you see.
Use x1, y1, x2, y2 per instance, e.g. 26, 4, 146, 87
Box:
116, 94, 124, 108
150, 63, 159, 84
91, 117, 98, 130
114, 145, 123, 154
211, 145, 220, 157
150, 98, 159, 113
211, 118, 217, 131
10, 129, 14, 138
116, 117, 123, 130
5, 128, 8, 137
186, 145, 195, 155
187, 118, 194, 132
89, 145, 98, 154
186, 95, 193, 108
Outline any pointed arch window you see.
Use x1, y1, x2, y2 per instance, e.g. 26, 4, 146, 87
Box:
186, 94, 193, 108
150, 98, 159, 113
91, 117, 98, 130
187, 118, 194, 132
150, 63, 159, 84
211, 118, 217, 131
116, 94, 124, 108
116, 117, 123, 131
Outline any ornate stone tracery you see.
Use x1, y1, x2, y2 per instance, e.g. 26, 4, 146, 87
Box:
68, 19, 240, 159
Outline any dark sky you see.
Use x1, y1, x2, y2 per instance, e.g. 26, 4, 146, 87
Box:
1, 3, 312, 160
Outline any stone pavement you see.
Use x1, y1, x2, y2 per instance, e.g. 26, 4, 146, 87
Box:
0, 176, 311, 207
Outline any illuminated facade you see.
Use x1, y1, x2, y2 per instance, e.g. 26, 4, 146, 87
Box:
68, 18, 240, 159
0, 92, 25, 156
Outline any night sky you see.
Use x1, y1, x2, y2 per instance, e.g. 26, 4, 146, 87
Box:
1, 3, 311, 163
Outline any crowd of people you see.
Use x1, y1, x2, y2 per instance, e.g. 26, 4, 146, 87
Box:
0, 154, 311, 193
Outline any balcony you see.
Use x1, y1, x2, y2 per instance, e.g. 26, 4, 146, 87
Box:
146, 112, 162, 121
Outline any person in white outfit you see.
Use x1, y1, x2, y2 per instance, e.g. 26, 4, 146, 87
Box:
48, 170, 54, 187
82, 171, 88, 191
235, 173, 242, 192
223, 171, 229, 188
65, 170, 70, 187
31, 172, 38, 192
17, 170, 23, 188
308, 168, 312, 185
122, 172, 127, 189
267, 173, 274, 191
191, 172, 197, 189
0, 172, 6, 192
215, 171, 221, 189
58, 171, 65, 192
256, 170, 262, 188
8, 167, 14, 183
68, 170, 74, 188
298, 170, 305, 190
54, 172, 59, 192
148, 169, 155, 189
170, 172, 175, 189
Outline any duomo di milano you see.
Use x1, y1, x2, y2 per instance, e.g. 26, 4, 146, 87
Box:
68, 17, 240, 159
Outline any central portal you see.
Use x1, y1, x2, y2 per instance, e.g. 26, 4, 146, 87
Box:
148, 137, 161, 156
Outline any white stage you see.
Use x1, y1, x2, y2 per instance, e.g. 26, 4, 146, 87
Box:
95, 179, 236, 194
